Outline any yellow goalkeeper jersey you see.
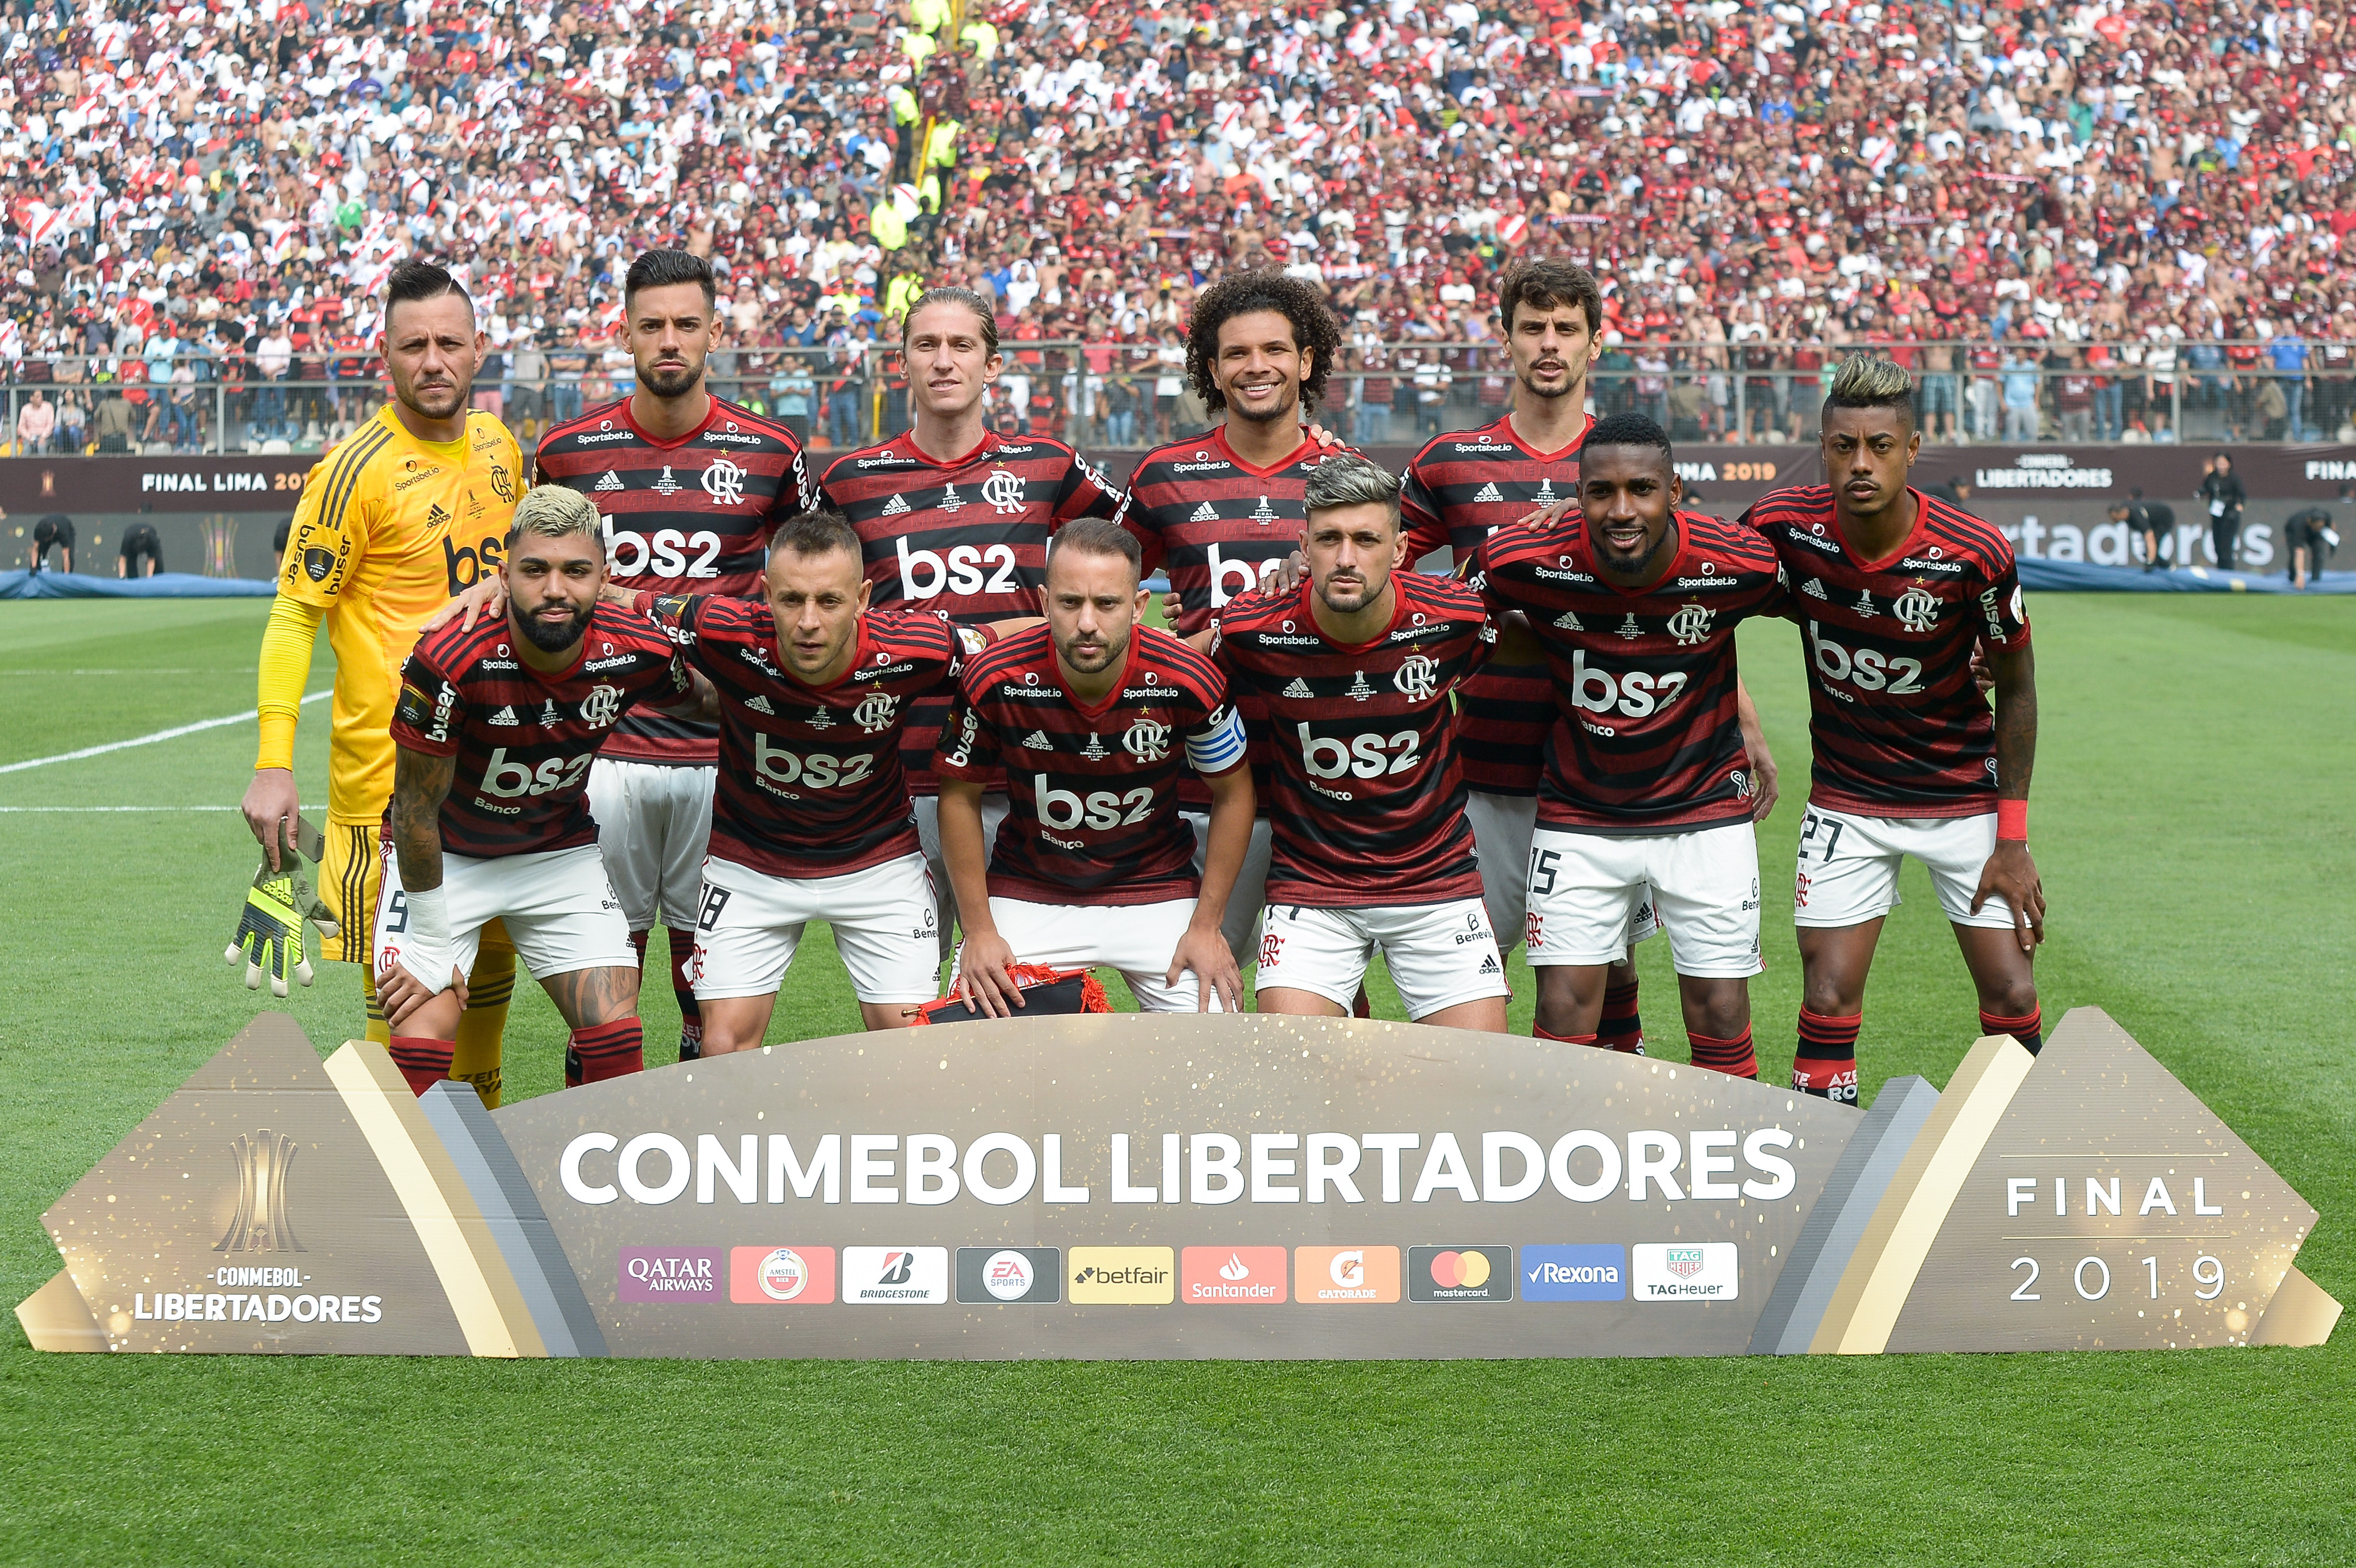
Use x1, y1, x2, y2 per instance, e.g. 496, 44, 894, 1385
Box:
276, 404, 524, 824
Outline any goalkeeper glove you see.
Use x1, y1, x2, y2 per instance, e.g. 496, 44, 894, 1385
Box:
226, 858, 316, 997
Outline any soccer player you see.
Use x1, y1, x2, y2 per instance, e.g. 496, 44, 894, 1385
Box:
1743, 357, 2042, 1103
239, 259, 525, 1104
530, 248, 816, 1064
1472, 413, 1786, 1079
376, 486, 711, 1096
617, 510, 1013, 1043
816, 286, 1125, 954
937, 519, 1253, 1016
1208, 453, 1509, 1028
1116, 268, 1349, 970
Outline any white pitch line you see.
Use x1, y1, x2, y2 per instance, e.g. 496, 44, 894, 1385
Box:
0, 668, 262, 676
0, 690, 330, 775
0, 805, 329, 813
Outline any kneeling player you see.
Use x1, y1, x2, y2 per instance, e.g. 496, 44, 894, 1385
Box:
938, 519, 1254, 1015
1209, 453, 1508, 1029
1473, 414, 1785, 1076
625, 511, 1005, 1042
375, 487, 712, 1094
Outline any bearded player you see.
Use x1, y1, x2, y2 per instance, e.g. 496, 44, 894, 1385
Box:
938, 519, 1253, 1016
376, 487, 712, 1095
238, 259, 524, 1104
1472, 414, 1786, 1078
1743, 357, 2042, 1103
1207, 454, 1509, 1028
817, 287, 1125, 954
1116, 268, 1350, 974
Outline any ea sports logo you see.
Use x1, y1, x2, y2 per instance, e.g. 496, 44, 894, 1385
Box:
1124, 716, 1171, 762
1393, 652, 1439, 702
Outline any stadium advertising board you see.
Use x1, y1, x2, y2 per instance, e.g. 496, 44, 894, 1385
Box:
18, 1009, 2338, 1360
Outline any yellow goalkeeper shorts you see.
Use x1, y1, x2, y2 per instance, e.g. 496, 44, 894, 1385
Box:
319, 821, 514, 966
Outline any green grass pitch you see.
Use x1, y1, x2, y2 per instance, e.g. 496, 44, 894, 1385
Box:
0, 594, 2349, 1565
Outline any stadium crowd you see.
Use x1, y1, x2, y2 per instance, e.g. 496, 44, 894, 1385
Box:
7, 0, 2356, 450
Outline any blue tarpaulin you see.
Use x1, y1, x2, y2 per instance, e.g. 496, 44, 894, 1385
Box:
2017, 560, 2356, 594
0, 570, 277, 599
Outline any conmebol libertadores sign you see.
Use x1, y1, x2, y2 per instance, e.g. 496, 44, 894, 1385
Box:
17, 1009, 2338, 1359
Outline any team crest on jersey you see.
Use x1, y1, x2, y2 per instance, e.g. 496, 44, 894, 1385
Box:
488, 705, 518, 726
1123, 716, 1171, 762
1471, 481, 1503, 503
1893, 584, 1941, 633
1282, 676, 1315, 699
880, 493, 912, 517
702, 457, 747, 506
1187, 501, 1219, 523
489, 464, 517, 503
1615, 613, 1643, 641
1345, 670, 1376, 702
580, 684, 624, 729
1667, 603, 1716, 647
853, 691, 900, 734
938, 483, 965, 513
652, 466, 681, 496
745, 694, 776, 715
981, 466, 1026, 514
1393, 653, 1439, 702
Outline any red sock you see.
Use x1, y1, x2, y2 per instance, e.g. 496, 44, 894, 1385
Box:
1597, 978, 1644, 1054
1980, 1007, 2043, 1056
570, 1018, 644, 1084
388, 1035, 456, 1097
630, 928, 649, 967
1793, 1008, 1861, 1104
1350, 985, 1372, 1019
667, 926, 704, 1060
1534, 1024, 1600, 1047
1688, 1026, 1757, 1079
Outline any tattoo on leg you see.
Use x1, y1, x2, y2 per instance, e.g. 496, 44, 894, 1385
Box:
544, 966, 640, 1028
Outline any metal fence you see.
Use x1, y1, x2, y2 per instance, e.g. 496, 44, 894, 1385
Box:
9, 342, 2349, 457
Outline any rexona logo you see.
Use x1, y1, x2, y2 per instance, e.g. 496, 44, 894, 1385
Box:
1408, 1245, 1514, 1303
1519, 1244, 1628, 1302
1181, 1245, 1289, 1304
955, 1246, 1062, 1304
841, 1246, 950, 1304
618, 1247, 723, 1302
1068, 1246, 1175, 1304
1295, 1245, 1402, 1304
728, 1245, 837, 1305
1633, 1242, 1738, 1301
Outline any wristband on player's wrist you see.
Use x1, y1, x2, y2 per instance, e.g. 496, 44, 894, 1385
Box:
1996, 800, 2028, 842
398, 884, 454, 986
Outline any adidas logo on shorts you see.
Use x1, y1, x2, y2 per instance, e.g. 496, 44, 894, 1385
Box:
880, 494, 912, 517
1022, 729, 1053, 750
1553, 610, 1584, 630
1188, 501, 1219, 523
1282, 676, 1315, 698
745, 694, 776, 714
594, 470, 625, 492
488, 705, 518, 726
1479, 954, 1502, 974
1472, 481, 1503, 503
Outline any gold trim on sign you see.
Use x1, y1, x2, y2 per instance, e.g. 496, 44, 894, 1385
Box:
2252, 1266, 2344, 1348
14, 1268, 105, 1352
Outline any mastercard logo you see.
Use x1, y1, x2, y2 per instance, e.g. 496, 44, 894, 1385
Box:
1407, 1244, 1514, 1303
1427, 1249, 1492, 1290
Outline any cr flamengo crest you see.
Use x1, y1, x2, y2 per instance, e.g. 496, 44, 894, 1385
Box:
579, 684, 624, 728
982, 468, 1026, 514
1667, 603, 1716, 647
701, 457, 746, 506
1392, 653, 1439, 701
853, 692, 900, 735
1893, 584, 1941, 633
1124, 716, 1171, 762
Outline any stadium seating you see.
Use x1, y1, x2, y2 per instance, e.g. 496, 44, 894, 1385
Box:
3, 0, 2353, 451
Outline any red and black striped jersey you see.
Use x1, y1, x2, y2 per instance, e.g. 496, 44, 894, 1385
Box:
641, 594, 988, 879
391, 606, 692, 859
532, 394, 815, 767
1115, 426, 1344, 634
935, 624, 1247, 906
1399, 412, 1595, 797
1740, 485, 2031, 817
817, 429, 1122, 794
1472, 510, 1785, 834
1209, 573, 1494, 907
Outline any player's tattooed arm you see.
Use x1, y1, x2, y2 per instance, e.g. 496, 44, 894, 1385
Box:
1736, 678, 1779, 821
651, 668, 721, 722
1972, 641, 2044, 951
389, 745, 456, 894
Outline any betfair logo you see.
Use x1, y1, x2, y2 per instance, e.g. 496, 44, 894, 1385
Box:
215, 1129, 306, 1254
1068, 1246, 1174, 1304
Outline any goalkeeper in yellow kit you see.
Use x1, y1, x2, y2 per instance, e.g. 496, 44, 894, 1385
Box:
236, 260, 525, 1104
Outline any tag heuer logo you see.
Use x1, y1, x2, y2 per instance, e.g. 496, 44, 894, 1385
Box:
1664, 1248, 1706, 1280
594, 470, 626, 492
215, 1129, 304, 1254
745, 694, 776, 714
1022, 729, 1053, 750
879, 493, 912, 516
1472, 481, 1503, 503
1282, 676, 1315, 699
1188, 500, 1219, 523
488, 705, 518, 726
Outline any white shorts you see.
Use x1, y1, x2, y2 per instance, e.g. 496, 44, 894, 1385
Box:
1793, 805, 2015, 930
586, 758, 715, 933
373, 840, 637, 990
956, 896, 1225, 1013
1183, 809, 1276, 973
913, 791, 1011, 952
1465, 790, 1659, 957
1256, 898, 1510, 1022
690, 852, 941, 1005
1526, 820, 1763, 978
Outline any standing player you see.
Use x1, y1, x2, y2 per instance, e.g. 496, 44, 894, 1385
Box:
376, 487, 711, 1095
1743, 357, 2042, 1103
1209, 454, 1509, 1028
238, 260, 524, 1104
1116, 269, 1349, 971
530, 248, 816, 1064
620, 510, 1009, 1043
816, 287, 1125, 952
937, 519, 1254, 1016
1473, 414, 1786, 1079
